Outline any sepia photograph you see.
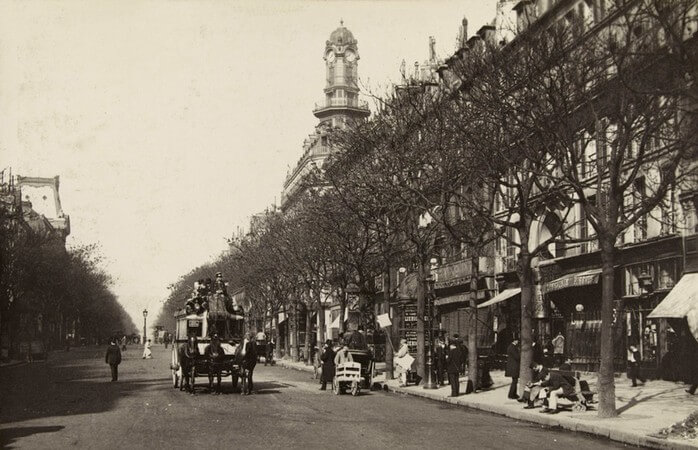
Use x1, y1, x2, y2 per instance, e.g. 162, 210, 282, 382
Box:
1, 0, 698, 448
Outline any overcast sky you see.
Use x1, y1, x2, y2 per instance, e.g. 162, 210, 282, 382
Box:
0, 0, 497, 328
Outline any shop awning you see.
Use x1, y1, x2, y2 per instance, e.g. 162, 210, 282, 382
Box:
648, 273, 698, 319
434, 292, 472, 307
477, 288, 521, 309
542, 269, 602, 295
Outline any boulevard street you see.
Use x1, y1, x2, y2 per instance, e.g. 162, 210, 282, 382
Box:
0, 345, 627, 449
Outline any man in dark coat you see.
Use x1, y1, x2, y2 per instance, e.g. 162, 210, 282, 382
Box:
446, 341, 463, 397
505, 338, 520, 399
434, 337, 447, 387
265, 338, 275, 366
105, 338, 122, 382
540, 371, 574, 413
452, 333, 468, 375
320, 340, 336, 390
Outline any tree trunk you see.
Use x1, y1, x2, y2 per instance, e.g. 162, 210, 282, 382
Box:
274, 318, 281, 360
283, 305, 290, 358
597, 233, 618, 417
415, 259, 427, 379
304, 305, 312, 365
518, 251, 534, 393
316, 288, 325, 347
383, 268, 394, 379
468, 257, 479, 391
290, 304, 298, 362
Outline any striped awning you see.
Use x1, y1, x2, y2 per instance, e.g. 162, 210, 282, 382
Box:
477, 288, 521, 309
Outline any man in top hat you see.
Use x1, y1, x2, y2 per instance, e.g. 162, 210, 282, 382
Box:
214, 272, 228, 296
320, 339, 336, 390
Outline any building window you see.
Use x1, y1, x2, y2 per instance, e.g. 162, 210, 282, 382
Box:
624, 259, 680, 296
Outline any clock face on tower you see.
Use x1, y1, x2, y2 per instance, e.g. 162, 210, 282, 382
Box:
326, 51, 336, 63
345, 51, 356, 62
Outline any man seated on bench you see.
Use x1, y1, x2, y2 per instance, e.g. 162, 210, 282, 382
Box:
539, 370, 574, 414
522, 362, 549, 409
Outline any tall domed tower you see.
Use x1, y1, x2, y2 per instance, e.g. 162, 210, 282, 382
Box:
313, 20, 370, 127
281, 21, 370, 209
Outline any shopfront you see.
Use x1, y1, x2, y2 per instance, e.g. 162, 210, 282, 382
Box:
647, 271, 698, 381
541, 266, 627, 371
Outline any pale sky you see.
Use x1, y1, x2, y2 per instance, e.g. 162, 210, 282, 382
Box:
0, 0, 497, 328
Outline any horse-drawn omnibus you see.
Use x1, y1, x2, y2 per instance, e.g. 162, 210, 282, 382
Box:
170, 293, 245, 392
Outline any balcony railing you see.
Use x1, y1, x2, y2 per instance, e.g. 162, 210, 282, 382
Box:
313, 98, 370, 112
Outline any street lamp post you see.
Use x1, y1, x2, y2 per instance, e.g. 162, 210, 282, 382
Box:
143, 308, 148, 345
423, 274, 437, 389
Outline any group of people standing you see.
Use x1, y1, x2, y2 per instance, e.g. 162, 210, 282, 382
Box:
392, 334, 472, 397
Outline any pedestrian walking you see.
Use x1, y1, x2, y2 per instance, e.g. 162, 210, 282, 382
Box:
121, 335, 127, 352
105, 338, 122, 382
627, 344, 645, 387
142, 339, 152, 359
505, 338, 520, 400
319, 340, 336, 391
265, 338, 275, 366
446, 340, 463, 397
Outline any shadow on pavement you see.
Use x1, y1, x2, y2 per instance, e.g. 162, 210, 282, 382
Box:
615, 388, 674, 416
190, 380, 293, 395
0, 348, 162, 424
0, 425, 65, 448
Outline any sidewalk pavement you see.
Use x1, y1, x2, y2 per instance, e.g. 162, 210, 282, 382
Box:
277, 358, 698, 449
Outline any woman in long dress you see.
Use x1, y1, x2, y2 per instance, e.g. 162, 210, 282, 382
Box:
142, 339, 153, 359
394, 338, 411, 387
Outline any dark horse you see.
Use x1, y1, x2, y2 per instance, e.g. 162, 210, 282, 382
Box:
178, 336, 199, 394
205, 336, 226, 394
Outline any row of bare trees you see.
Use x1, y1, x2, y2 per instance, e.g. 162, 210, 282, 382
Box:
0, 192, 137, 356
160, 0, 696, 418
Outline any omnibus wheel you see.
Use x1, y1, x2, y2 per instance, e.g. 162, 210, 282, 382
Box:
351, 381, 360, 396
